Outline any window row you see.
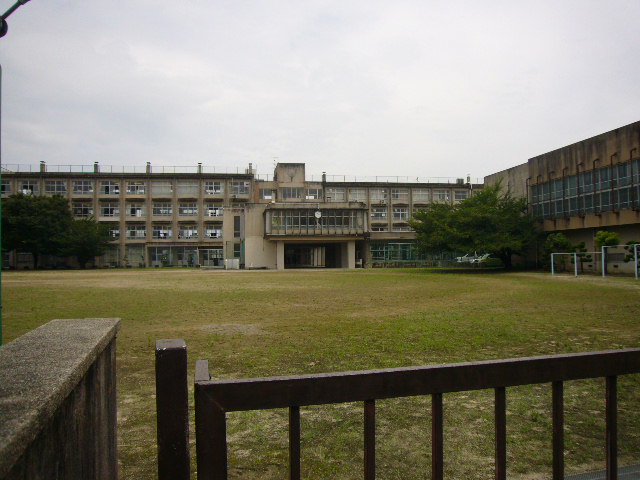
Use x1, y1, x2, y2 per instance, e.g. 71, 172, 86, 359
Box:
119, 225, 223, 240
1, 180, 249, 196
70, 202, 224, 218
266, 209, 366, 234
530, 159, 640, 219
324, 187, 468, 203
531, 186, 640, 219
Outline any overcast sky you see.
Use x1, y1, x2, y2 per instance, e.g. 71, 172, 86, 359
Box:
1, 0, 639, 180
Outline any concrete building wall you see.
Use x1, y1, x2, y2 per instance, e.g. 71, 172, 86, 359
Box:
484, 162, 529, 198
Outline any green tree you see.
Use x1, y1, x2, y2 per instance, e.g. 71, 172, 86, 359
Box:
1, 194, 73, 268
622, 240, 640, 265
595, 230, 621, 274
62, 218, 113, 268
409, 183, 538, 269
544, 233, 574, 271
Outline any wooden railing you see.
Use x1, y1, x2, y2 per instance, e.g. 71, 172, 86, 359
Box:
155, 342, 640, 480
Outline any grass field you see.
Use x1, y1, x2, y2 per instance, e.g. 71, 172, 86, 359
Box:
3, 268, 640, 479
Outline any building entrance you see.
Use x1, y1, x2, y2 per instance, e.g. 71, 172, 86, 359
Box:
284, 243, 342, 268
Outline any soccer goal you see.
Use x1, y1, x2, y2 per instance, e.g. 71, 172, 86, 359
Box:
550, 252, 601, 277
600, 244, 640, 280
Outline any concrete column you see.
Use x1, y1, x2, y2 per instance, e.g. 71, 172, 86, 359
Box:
347, 240, 356, 269
276, 241, 285, 270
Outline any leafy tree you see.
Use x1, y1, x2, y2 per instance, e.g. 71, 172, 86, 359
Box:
543, 234, 592, 272
595, 230, 621, 274
62, 218, 113, 268
1, 194, 73, 268
574, 241, 592, 273
622, 240, 640, 265
594, 230, 621, 249
409, 183, 538, 269
544, 233, 574, 271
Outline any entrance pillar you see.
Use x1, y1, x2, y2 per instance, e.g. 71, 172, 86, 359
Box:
276, 241, 285, 270
347, 241, 356, 269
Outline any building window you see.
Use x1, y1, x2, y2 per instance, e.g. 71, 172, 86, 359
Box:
392, 225, 413, 232
72, 180, 93, 194
1, 180, 11, 195
205, 225, 223, 238
177, 180, 199, 196
370, 188, 388, 203
126, 225, 146, 239
230, 181, 250, 196
19, 180, 39, 195
281, 187, 302, 200
412, 188, 430, 203
371, 226, 388, 232
107, 225, 120, 239
393, 207, 409, 221
178, 225, 198, 239
152, 225, 172, 239
233, 243, 241, 258
234, 215, 241, 238
412, 206, 426, 216
126, 203, 145, 217
433, 190, 450, 203
126, 181, 146, 194
178, 203, 198, 216
391, 188, 409, 202
153, 203, 173, 216
100, 202, 120, 217
205, 203, 223, 217
306, 188, 322, 200
152, 181, 173, 196
46, 180, 67, 194
259, 188, 274, 200
349, 188, 366, 202
205, 181, 224, 195
72, 201, 93, 218
100, 181, 120, 195
326, 187, 346, 202
371, 207, 387, 220
454, 190, 469, 202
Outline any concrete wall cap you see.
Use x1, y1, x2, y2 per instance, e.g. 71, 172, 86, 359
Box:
0, 318, 121, 478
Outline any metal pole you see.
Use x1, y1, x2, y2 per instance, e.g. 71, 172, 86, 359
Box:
602, 246, 606, 278
551, 253, 555, 276
635, 245, 638, 281
574, 253, 578, 277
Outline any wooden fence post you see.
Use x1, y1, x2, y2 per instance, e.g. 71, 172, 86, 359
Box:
155, 339, 190, 480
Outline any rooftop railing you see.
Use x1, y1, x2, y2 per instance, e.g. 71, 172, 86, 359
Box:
1, 164, 481, 184
311, 174, 482, 184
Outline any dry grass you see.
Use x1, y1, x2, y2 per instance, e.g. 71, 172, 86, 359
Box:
2, 268, 640, 479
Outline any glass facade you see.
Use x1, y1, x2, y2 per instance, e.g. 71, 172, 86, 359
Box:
530, 159, 640, 219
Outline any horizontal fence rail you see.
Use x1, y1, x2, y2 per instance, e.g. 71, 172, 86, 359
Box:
184, 349, 640, 480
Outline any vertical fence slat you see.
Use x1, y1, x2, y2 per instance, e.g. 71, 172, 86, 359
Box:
432, 393, 444, 480
195, 385, 228, 480
606, 376, 617, 480
155, 339, 190, 480
364, 399, 376, 480
289, 406, 301, 480
552, 381, 564, 480
495, 387, 507, 480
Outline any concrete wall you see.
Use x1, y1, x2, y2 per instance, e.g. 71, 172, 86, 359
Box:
484, 162, 529, 198
529, 121, 640, 182
0, 318, 121, 480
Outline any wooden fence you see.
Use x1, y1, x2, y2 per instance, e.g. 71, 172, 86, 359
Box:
155, 342, 640, 480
